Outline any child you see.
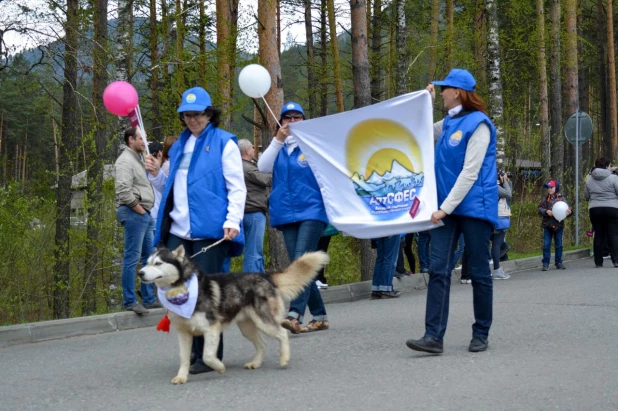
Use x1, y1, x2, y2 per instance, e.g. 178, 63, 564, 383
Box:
538, 179, 572, 271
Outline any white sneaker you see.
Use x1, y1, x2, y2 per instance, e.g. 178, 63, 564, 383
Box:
455, 265, 462, 270
493, 267, 510, 280
488, 259, 493, 265
466, 279, 472, 284
460, 279, 468, 284
316, 280, 329, 289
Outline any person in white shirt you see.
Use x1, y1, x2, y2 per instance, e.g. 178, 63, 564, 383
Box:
145, 86, 246, 375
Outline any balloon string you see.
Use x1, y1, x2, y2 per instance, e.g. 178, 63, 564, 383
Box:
136, 104, 150, 156
261, 96, 282, 128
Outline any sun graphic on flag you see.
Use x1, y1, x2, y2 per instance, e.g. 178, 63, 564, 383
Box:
345, 118, 425, 219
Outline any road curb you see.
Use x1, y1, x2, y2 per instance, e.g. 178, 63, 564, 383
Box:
0, 248, 590, 348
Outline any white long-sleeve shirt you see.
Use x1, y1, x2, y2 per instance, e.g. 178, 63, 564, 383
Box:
434, 105, 491, 215
257, 136, 298, 173
149, 136, 246, 238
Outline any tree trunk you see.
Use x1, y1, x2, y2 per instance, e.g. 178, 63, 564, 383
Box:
258, 0, 286, 269
445, 0, 454, 72
327, 0, 344, 112
217, 0, 239, 129
83, 0, 109, 316
350, 0, 371, 108
486, 0, 505, 166
175, 0, 185, 91
549, 0, 563, 182
305, 0, 316, 118
149, 0, 162, 141
199, 0, 207, 85
161, 0, 170, 80
607, 0, 618, 159
369, 0, 382, 102
55, 0, 79, 319
537, 0, 550, 181
597, 0, 610, 156
474, 0, 487, 87
428, 0, 439, 81
395, 0, 407, 96
319, 0, 328, 116
350, 0, 374, 279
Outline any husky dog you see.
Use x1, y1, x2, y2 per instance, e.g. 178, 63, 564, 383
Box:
139, 245, 329, 384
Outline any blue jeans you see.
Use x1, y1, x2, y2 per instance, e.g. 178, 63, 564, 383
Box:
280, 220, 327, 322
417, 231, 431, 270
117, 206, 156, 308
372, 235, 400, 291
243, 212, 266, 272
426, 215, 493, 341
542, 227, 563, 265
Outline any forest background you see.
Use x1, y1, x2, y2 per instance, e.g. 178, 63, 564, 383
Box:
0, 0, 615, 325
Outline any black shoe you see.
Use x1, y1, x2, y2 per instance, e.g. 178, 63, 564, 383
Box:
371, 290, 400, 299
555, 263, 566, 270
469, 337, 488, 352
394, 272, 404, 279
405, 336, 443, 354
189, 360, 215, 375
542, 265, 549, 271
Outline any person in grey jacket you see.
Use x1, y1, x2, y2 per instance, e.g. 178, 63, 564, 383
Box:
238, 138, 272, 273
492, 171, 512, 279
584, 156, 618, 267
115, 127, 159, 314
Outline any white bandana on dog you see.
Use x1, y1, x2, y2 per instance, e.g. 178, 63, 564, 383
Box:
157, 274, 198, 318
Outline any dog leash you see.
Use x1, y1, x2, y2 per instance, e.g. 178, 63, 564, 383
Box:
190, 237, 227, 259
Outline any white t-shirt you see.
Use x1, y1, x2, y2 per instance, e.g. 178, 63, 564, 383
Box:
169, 135, 246, 240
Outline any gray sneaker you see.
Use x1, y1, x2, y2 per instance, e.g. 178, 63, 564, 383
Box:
126, 302, 149, 315
492, 267, 510, 280
144, 300, 163, 309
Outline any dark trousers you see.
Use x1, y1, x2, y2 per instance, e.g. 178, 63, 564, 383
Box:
426, 215, 493, 341
589, 207, 618, 266
166, 234, 230, 364
491, 230, 507, 270
316, 235, 332, 283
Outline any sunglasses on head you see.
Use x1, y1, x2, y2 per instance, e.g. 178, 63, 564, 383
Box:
282, 114, 303, 121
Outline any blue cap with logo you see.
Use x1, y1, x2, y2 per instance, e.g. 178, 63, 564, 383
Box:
280, 101, 305, 118
177, 87, 212, 113
432, 69, 476, 92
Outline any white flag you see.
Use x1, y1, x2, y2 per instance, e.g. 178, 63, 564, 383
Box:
291, 91, 440, 238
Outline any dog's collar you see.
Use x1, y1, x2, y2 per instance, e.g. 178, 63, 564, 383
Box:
157, 274, 198, 319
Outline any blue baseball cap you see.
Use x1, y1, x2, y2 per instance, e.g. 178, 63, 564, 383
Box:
280, 101, 305, 118
177, 87, 212, 113
432, 69, 476, 92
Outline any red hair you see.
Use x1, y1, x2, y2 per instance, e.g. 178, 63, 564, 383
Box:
458, 90, 487, 114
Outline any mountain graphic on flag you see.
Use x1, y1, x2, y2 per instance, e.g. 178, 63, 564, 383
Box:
351, 160, 424, 197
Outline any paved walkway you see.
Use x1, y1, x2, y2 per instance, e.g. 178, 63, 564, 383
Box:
1, 255, 616, 410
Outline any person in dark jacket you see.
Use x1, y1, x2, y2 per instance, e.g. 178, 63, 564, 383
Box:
406, 68, 498, 355
538, 179, 572, 271
146, 86, 246, 375
238, 138, 272, 273
584, 156, 618, 267
257, 102, 329, 334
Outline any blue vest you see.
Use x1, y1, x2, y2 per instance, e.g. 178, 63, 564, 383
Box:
155, 124, 245, 256
269, 146, 328, 228
435, 111, 498, 225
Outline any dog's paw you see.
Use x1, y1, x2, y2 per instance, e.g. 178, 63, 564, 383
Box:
244, 361, 262, 370
215, 364, 226, 375
280, 358, 289, 368
171, 375, 187, 384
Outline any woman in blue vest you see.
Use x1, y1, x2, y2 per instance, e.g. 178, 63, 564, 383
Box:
257, 102, 330, 334
406, 69, 498, 355
147, 86, 246, 374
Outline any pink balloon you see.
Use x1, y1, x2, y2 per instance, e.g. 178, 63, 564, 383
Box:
103, 81, 139, 116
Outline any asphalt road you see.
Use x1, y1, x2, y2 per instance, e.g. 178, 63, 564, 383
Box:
1, 257, 617, 410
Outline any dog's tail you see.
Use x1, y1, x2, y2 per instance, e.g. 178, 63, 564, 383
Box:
271, 251, 330, 301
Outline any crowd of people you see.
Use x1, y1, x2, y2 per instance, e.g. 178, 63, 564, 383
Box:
113, 67, 601, 361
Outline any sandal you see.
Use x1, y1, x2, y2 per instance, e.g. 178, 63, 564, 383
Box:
300, 319, 330, 333
281, 316, 303, 334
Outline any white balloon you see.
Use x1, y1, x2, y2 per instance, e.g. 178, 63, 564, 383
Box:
238, 64, 271, 98
552, 201, 569, 222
